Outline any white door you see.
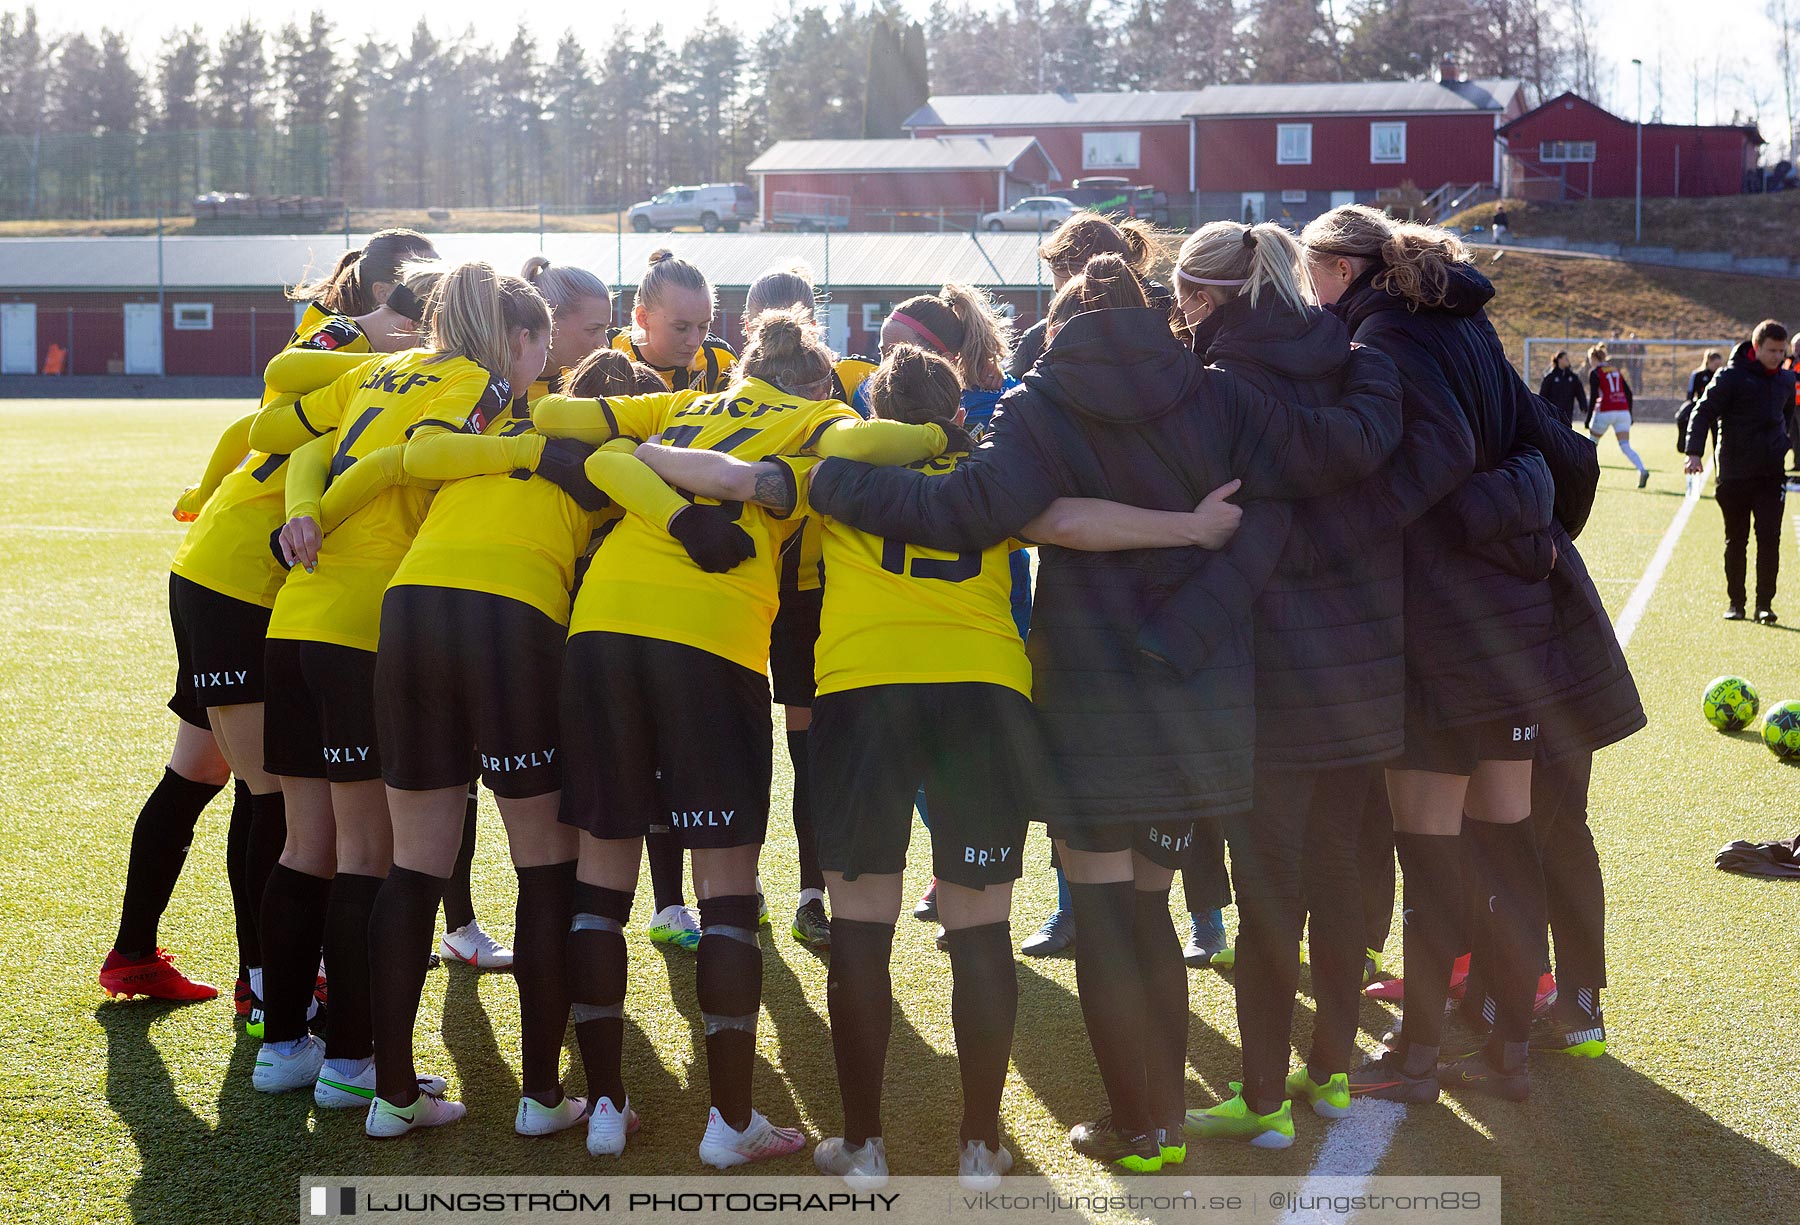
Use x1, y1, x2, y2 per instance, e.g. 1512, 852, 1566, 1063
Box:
1330, 190, 1356, 208
1239, 192, 1265, 224
124, 303, 163, 375
825, 303, 850, 358
0, 303, 36, 374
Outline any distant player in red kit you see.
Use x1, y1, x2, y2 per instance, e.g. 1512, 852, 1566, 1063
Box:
1586, 345, 1648, 488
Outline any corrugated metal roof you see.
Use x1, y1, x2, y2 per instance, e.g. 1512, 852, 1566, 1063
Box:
746, 136, 1043, 173
1183, 79, 1521, 116
906, 91, 1208, 128
0, 231, 1054, 292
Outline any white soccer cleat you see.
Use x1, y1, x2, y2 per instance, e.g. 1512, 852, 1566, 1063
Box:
646, 904, 701, 951
516, 1093, 590, 1137
440, 920, 514, 969
959, 1139, 1014, 1191
314, 1062, 448, 1110
698, 1107, 807, 1168
252, 1035, 325, 1094
585, 1095, 641, 1157
365, 1085, 467, 1138
814, 1136, 889, 1189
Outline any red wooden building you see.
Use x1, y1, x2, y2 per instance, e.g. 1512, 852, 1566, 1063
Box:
745, 137, 1059, 231
1498, 91, 1762, 200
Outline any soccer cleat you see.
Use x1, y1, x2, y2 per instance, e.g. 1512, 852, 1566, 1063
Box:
1530, 1011, 1607, 1058
1183, 911, 1227, 967
1156, 1127, 1187, 1166
698, 1108, 808, 1168
813, 1136, 889, 1190
245, 1002, 266, 1040
441, 920, 514, 970
252, 1035, 325, 1094
234, 975, 254, 1017
1286, 1068, 1352, 1119
1534, 972, 1559, 1016
1347, 1048, 1440, 1104
1364, 951, 1470, 1003
1209, 945, 1236, 972
792, 899, 831, 950
959, 1139, 1014, 1191
584, 1095, 642, 1157
1757, 606, 1779, 625
1440, 1047, 1530, 1102
1019, 909, 1076, 957
1724, 605, 1747, 621
1362, 949, 1393, 988
1184, 1083, 1295, 1149
913, 878, 939, 922
99, 948, 220, 1002
1069, 1114, 1163, 1172
516, 1092, 590, 1137
365, 1085, 467, 1137
757, 888, 771, 929
315, 1065, 448, 1110
935, 925, 950, 953
646, 904, 701, 952
1638, 470, 1650, 489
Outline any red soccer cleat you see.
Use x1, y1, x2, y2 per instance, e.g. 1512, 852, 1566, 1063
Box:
1363, 951, 1473, 1004
234, 975, 254, 1017
99, 948, 220, 1002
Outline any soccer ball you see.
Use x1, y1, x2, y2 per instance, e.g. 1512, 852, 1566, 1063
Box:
1761, 700, 1800, 759
1702, 675, 1759, 731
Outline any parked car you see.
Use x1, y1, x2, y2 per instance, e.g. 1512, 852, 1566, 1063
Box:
980, 196, 1077, 232
626, 183, 757, 232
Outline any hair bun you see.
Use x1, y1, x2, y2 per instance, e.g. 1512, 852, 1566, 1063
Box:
522, 255, 550, 282
1242, 230, 1257, 249
648, 249, 675, 266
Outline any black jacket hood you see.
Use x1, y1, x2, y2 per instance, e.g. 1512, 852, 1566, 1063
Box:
1332, 261, 1495, 332
1193, 293, 1349, 385
1022, 307, 1202, 426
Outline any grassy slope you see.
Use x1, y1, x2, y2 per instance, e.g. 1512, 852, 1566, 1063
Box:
1442, 193, 1800, 261
2, 407, 1797, 1222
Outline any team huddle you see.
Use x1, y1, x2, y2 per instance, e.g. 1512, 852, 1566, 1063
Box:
98, 204, 1641, 1188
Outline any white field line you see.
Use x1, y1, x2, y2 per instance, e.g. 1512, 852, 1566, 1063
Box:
1283, 470, 1702, 1221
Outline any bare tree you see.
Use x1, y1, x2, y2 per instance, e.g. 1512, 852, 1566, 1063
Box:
1771, 0, 1797, 160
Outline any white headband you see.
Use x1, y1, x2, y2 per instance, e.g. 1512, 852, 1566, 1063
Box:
1175, 266, 1248, 288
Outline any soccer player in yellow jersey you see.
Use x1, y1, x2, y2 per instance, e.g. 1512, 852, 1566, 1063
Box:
245, 265, 553, 1132
624, 344, 1235, 1190
522, 256, 613, 403
609, 249, 737, 393
531, 306, 948, 1166
99, 238, 435, 1018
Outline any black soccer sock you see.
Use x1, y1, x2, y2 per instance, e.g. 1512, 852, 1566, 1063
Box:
1540, 759, 1607, 992
243, 791, 287, 973
1130, 888, 1190, 1129
1302, 799, 1366, 1081
1066, 880, 1150, 1134
223, 781, 254, 976
827, 918, 896, 1146
258, 863, 332, 1044
515, 861, 577, 1101
114, 768, 225, 957
646, 830, 686, 913
1467, 817, 1549, 1045
368, 866, 445, 1101
441, 789, 479, 932
697, 894, 763, 1131
944, 921, 1016, 1149
1233, 886, 1307, 1114
1394, 832, 1465, 1052
569, 882, 633, 1107
322, 872, 384, 1061
787, 729, 825, 897
1358, 785, 1397, 956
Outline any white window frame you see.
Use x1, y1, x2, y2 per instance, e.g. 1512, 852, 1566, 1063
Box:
1539, 140, 1596, 163
1370, 122, 1407, 164
1082, 131, 1141, 171
1280, 188, 1308, 203
1277, 124, 1312, 165
861, 303, 889, 333
172, 303, 214, 331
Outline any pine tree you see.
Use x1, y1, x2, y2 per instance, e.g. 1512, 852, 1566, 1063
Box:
547, 32, 599, 208
276, 13, 338, 195
155, 29, 208, 209
210, 20, 270, 194
1246, 0, 1342, 82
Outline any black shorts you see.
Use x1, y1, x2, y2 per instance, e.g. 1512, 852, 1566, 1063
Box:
375, 585, 565, 799
559, 632, 772, 849
167, 572, 272, 727
1048, 816, 1199, 871
769, 586, 824, 708
811, 682, 1040, 890
1398, 709, 1543, 775
262, 638, 382, 782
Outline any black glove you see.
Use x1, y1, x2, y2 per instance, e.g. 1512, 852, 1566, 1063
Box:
533, 438, 609, 512
668, 503, 756, 573
268, 526, 294, 571
938, 420, 977, 454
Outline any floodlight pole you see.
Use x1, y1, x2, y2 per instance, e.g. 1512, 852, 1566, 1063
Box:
1633, 58, 1644, 243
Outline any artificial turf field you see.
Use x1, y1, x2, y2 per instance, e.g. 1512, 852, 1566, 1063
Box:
2, 402, 1797, 1223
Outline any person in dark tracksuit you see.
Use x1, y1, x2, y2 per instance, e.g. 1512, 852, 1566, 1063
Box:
1685, 321, 1794, 623
1537, 352, 1587, 427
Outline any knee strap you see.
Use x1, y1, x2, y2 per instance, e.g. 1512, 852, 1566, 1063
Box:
703, 1011, 758, 1036
701, 923, 760, 948
572, 1001, 624, 1023
571, 912, 624, 935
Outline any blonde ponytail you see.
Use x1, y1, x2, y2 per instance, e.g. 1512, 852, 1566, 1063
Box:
426, 261, 551, 379
1174, 220, 1310, 315
1301, 204, 1470, 311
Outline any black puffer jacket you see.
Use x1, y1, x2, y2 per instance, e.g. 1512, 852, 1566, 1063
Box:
1136, 294, 1406, 770
1285, 264, 1573, 730
1686, 340, 1794, 480
1007, 278, 1176, 378
809, 307, 1402, 825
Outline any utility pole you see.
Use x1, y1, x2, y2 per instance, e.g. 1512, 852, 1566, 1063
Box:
1633, 58, 1644, 243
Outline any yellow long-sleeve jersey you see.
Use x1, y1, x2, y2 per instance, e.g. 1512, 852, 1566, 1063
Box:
609, 327, 737, 393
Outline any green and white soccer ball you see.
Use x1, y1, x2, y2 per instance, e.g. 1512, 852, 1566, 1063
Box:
1761, 700, 1800, 759
1702, 675, 1759, 731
